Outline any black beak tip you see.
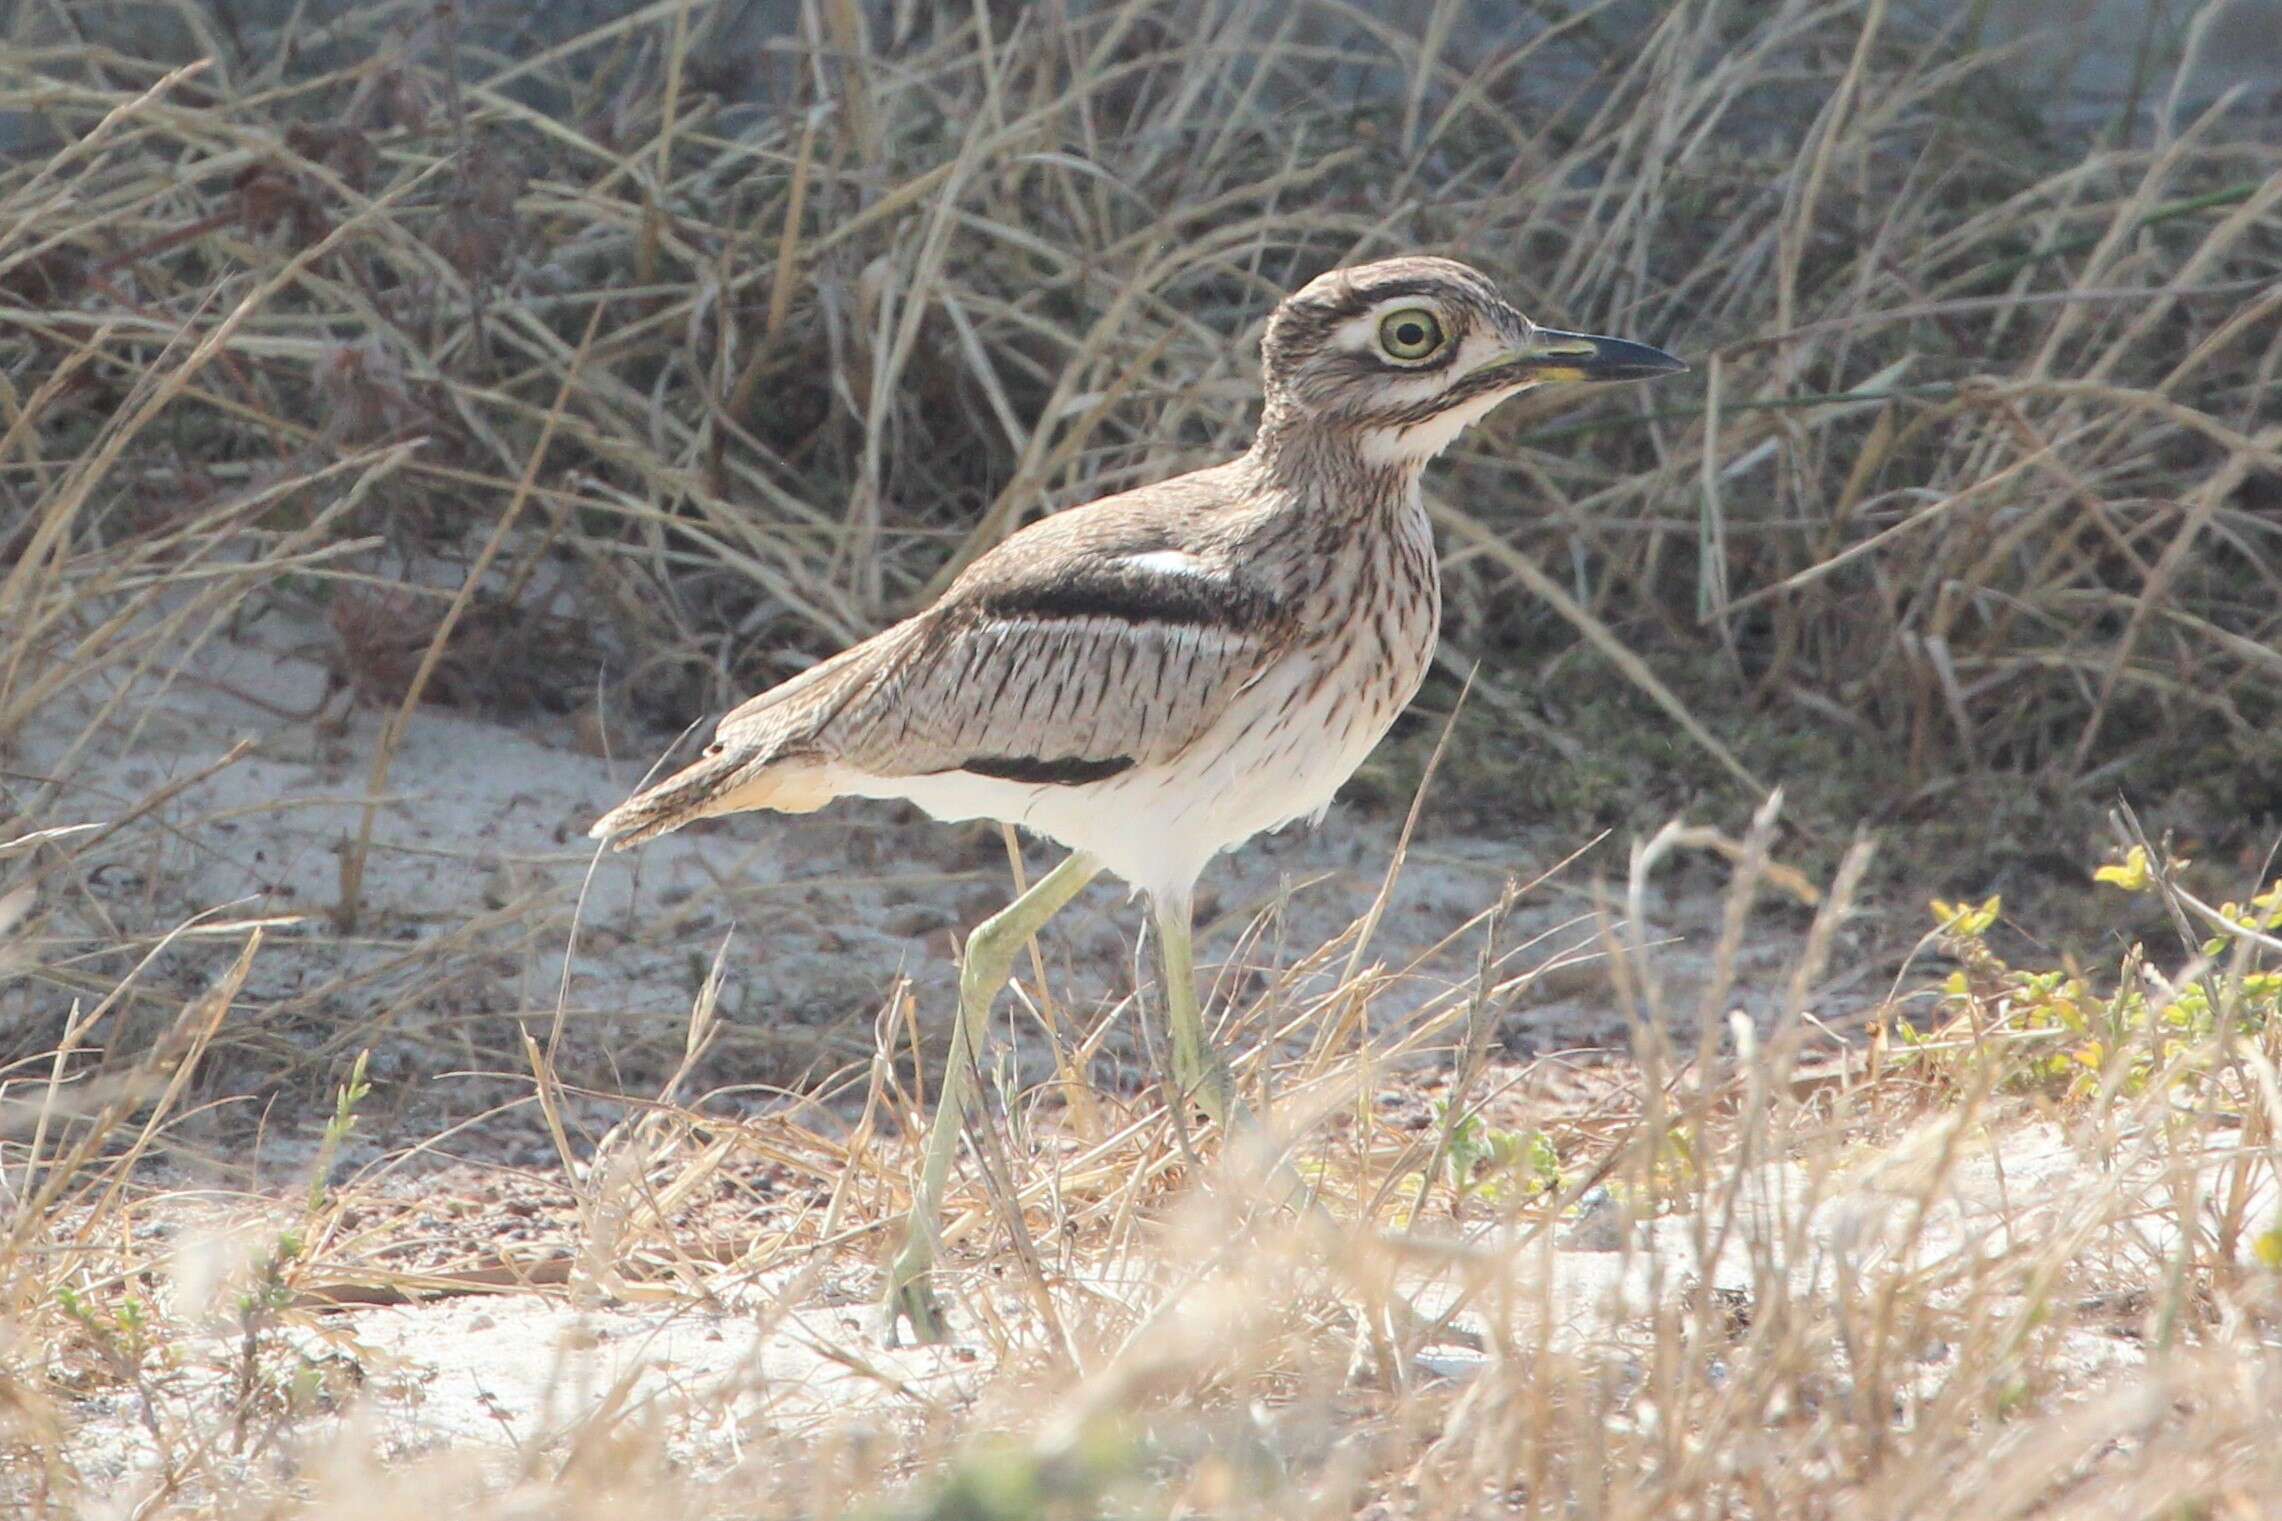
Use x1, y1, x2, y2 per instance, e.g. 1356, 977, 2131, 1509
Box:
1528, 329, 1687, 384
1594, 337, 1689, 382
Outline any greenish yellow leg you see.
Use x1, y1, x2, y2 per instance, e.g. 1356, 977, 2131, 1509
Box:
1154, 907, 1450, 1354
1154, 892, 1240, 1128
881, 850, 1101, 1345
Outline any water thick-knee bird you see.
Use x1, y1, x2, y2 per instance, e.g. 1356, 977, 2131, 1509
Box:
590, 255, 1685, 1342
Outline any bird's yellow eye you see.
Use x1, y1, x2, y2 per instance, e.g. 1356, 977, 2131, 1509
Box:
1377, 308, 1446, 362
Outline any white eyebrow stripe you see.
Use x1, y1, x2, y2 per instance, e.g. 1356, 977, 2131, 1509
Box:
1120, 549, 1213, 577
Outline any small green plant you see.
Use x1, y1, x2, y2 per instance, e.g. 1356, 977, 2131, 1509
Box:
229, 1230, 307, 1455
55, 1285, 151, 1371
1602, 1122, 1706, 1220
305, 1049, 372, 1219
1434, 1101, 1561, 1207
227, 1052, 370, 1454
1893, 864, 2282, 1100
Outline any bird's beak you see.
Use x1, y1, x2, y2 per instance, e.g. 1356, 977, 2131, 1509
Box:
1509, 328, 1688, 385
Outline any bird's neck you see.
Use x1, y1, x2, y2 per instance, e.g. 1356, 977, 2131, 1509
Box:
1243, 415, 1427, 526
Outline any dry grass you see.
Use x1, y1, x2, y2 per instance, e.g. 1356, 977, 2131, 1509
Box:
4, 0, 2276, 847
1, 0, 2279, 1515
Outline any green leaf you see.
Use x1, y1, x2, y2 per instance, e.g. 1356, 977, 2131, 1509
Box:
1932, 895, 2001, 936
2094, 846, 2152, 892
2255, 1224, 2282, 1271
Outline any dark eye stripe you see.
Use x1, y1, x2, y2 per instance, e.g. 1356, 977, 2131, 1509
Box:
1349, 342, 1460, 375
1357, 361, 1521, 426
1321, 276, 1456, 321
1324, 268, 1501, 322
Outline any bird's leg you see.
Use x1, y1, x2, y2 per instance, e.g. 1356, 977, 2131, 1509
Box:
1153, 900, 1459, 1367
1154, 891, 1240, 1129
881, 850, 1101, 1345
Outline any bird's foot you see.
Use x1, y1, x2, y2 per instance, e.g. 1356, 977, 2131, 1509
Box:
879, 1234, 949, 1346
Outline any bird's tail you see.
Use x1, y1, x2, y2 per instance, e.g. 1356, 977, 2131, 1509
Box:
589, 747, 835, 849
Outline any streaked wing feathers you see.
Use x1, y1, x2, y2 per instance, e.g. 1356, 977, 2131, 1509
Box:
824, 602, 1276, 780
716, 464, 1288, 786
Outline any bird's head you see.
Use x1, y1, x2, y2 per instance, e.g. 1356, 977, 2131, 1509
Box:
1255, 255, 1685, 467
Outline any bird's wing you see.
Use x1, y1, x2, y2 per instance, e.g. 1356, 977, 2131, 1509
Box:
809, 539, 1288, 784
590, 472, 1286, 846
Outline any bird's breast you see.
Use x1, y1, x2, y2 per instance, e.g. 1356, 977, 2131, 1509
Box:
1288, 497, 1441, 715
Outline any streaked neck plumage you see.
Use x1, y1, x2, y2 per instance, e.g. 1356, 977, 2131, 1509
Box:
1243, 401, 1427, 527
1234, 399, 1442, 648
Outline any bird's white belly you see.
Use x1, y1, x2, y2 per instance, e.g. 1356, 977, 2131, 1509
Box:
851, 652, 1413, 903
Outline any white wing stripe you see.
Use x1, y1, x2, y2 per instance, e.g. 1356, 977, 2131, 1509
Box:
1118, 549, 1213, 578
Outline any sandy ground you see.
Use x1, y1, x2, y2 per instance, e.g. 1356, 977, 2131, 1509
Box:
54, 1111, 2271, 1503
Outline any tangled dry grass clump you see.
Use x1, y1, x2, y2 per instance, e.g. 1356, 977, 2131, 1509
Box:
0, 0, 2278, 1515
3, 0, 2277, 845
